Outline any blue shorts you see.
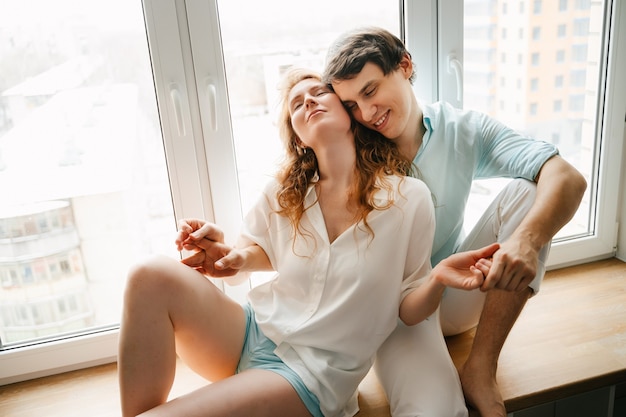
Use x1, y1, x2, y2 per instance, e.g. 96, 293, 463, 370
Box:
237, 304, 323, 417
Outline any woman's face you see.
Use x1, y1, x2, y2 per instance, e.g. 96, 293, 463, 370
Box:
287, 78, 352, 149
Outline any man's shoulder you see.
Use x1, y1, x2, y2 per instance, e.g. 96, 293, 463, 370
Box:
423, 101, 485, 125
420, 102, 487, 145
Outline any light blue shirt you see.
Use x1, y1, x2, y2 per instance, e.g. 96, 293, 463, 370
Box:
413, 101, 559, 266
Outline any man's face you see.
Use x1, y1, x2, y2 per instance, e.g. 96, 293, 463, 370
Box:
331, 57, 414, 142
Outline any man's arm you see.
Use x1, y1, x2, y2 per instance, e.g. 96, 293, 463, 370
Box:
482, 155, 587, 291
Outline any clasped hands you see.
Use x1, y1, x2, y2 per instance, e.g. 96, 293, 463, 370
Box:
175, 219, 241, 278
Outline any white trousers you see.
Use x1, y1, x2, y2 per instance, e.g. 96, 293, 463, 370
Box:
375, 179, 550, 416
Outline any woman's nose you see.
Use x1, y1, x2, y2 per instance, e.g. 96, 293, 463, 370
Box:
304, 94, 318, 108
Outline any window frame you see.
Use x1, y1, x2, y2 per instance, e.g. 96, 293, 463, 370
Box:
433, 0, 625, 269
1, 0, 625, 386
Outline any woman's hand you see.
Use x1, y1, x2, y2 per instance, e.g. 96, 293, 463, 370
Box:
175, 219, 225, 251
433, 242, 500, 291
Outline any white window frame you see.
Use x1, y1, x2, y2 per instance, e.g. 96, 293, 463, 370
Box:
1, 0, 625, 386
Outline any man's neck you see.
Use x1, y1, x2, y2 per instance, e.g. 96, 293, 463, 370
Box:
396, 104, 425, 161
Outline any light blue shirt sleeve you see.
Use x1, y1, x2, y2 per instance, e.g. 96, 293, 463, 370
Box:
476, 113, 559, 180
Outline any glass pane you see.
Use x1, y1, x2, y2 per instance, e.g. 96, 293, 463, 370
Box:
462, 0, 602, 239
0, 0, 177, 347
215, 0, 400, 285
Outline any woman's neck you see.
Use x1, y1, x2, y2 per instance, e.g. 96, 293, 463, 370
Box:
314, 137, 356, 188
313, 136, 359, 243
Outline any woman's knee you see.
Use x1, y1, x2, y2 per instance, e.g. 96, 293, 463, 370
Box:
124, 255, 183, 301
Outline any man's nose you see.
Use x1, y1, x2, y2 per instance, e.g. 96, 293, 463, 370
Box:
361, 103, 377, 122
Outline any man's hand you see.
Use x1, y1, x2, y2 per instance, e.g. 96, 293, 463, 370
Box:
434, 243, 500, 291
481, 237, 539, 292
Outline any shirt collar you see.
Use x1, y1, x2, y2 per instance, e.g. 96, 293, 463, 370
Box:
417, 102, 435, 157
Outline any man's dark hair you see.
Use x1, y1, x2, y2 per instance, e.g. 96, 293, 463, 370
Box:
323, 26, 416, 85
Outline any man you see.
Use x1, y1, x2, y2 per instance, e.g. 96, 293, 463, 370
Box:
322, 27, 586, 417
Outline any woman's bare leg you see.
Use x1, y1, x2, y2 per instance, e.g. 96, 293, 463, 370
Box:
118, 255, 246, 417
137, 369, 312, 417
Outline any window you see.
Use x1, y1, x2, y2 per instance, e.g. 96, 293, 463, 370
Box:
570, 70, 586, 87
211, 0, 399, 218
531, 52, 540, 65
458, 0, 624, 266
0, 0, 401, 384
2, 0, 624, 387
572, 44, 588, 62
555, 75, 564, 88
0, 1, 172, 355
575, 0, 591, 10
533, 26, 541, 40
573, 18, 590, 36
569, 95, 585, 111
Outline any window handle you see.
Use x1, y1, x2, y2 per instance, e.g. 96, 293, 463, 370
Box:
206, 80, 217, 132
447, 54, 463, 102
169, 83, 186, 136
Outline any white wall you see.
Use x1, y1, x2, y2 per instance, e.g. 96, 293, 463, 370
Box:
617, 125, 626, 262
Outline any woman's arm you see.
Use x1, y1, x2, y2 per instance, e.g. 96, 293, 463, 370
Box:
399, 243, 499, 326
181, 232, 272, 285
215, 236, 273, 272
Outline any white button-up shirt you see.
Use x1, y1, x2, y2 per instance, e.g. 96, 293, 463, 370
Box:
243, 175, 435, 417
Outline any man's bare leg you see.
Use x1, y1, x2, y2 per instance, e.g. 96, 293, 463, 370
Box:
460, 287, 531, 417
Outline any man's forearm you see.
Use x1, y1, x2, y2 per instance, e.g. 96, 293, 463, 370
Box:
513, 156, 586, 249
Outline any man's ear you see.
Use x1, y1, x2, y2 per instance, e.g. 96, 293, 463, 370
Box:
399, 54, 413, 79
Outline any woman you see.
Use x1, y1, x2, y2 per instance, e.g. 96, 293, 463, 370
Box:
118, 68, 497, 417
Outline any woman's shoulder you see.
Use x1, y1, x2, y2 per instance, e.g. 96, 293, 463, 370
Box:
383, 175, 431, 200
